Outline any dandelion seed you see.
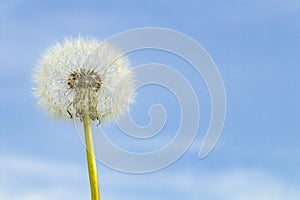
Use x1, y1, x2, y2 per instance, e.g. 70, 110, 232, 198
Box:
33, 36, 135, 124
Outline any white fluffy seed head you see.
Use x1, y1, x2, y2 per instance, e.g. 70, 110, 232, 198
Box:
33, 36, 135, 123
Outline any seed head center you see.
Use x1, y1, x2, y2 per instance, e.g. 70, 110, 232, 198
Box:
67, 68, 102, 122
67, 68, 102, 91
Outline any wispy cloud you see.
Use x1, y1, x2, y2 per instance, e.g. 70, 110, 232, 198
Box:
0, 154, 88, 200
1, 153, 299, 200
101, 167, 300, 200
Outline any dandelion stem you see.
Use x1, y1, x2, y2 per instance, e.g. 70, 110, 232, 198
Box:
83, 114, 100, 200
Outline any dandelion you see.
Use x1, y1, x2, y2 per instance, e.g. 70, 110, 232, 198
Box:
33, 37, 135, 200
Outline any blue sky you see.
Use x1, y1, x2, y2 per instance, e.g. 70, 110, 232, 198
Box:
1, 0, 300, 199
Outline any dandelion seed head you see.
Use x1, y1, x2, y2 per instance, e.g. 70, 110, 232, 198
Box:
33, 36, 135, 123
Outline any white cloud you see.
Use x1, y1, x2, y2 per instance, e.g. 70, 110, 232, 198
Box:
200, 168, 300, 200
0, 188, 85, 200
0, 154, 88, 200
0, 154, 81, 179
0, 153, 299, 200
100, 167, 300, 200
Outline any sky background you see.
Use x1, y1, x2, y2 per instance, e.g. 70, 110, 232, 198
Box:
1, 0, 300, 199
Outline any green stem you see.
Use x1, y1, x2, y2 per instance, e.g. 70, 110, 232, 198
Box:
83, 114, 100, 200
